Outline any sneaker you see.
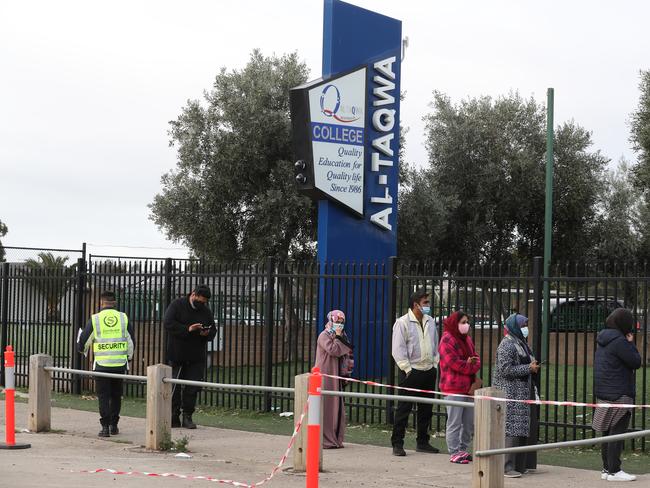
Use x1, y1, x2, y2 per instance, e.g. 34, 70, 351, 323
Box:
392, 446, 406, 456
416, 443, 440, 453
601, 470, 609, 480
98, 426, 110, 438
607, 470, 637, 482
459, 451, 473, 462
109, 424, 119, 435
504, 471, 522, 478
450, 452, 470, 464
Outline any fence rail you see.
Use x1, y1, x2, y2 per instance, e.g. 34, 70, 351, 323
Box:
476, 428, 650, 457
2, 246, 649, 450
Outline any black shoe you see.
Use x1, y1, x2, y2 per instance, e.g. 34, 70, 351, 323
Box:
182, 414, 197, 429
98, 426, 110, 437
109, 424, 119, 435
416, 443, 440, 453
172, 415, 181, 428
392, 446, 406, 456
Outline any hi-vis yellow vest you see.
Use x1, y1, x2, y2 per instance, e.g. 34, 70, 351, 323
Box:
92, 309, 129, 368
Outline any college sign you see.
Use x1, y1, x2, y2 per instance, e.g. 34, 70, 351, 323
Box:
291, 56, 399, 230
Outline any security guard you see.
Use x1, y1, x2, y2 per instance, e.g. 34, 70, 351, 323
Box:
77, 290, 134, 437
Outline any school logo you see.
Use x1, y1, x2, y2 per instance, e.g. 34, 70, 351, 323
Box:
103, 315, 118, 328
320, 84, 362, 123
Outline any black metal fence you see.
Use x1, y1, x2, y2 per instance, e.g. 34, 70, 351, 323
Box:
1, 247, 648, 450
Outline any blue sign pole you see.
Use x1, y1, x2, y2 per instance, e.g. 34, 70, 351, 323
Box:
318, 0, 401, 376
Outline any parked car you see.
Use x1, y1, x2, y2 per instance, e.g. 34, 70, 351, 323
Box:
218, 306, 263, 326
549, 297, 624, 333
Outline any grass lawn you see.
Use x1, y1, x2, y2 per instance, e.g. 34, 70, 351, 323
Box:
8, 388, 649, 475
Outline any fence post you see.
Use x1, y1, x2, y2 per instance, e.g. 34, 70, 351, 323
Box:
293, 371, 323, 472
532, 256, 543, 364
163, 258, 173, 364
386, 256, 397, 424
145, 363, 172, 450
1, 262, 9, 387
472, 387, 505, 488
263, 257, 275, 412
530, 256, 543, 461
28, 354, 53, 432
72, 257, 85, 395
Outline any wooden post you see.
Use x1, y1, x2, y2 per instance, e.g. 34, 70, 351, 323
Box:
27, 354, 52, 432
472, 387, 505, 488
293, 373, 323, 472
145, 363, 171, 450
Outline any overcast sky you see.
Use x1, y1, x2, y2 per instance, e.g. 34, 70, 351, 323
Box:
1, 0, 648, 260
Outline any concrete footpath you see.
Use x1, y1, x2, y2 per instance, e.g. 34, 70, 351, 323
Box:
1, 401, 646, 487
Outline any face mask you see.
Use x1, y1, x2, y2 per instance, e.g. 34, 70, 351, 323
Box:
419, 304, 431, 315
458, 322, 470, 335
521, 326, 529, 339
336, 322, 345, 331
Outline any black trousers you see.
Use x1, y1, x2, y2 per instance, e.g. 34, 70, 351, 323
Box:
391, 368, 436, 447
96, 376, 123, 427
601, 411, 631, 474
171, 361, 205, 416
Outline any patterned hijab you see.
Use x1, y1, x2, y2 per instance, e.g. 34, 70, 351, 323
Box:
504, 313, 533, 358
325, 310, 345, 333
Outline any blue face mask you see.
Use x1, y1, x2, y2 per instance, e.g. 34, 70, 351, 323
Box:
420, 305, 431, 316
521, 326, 529, 339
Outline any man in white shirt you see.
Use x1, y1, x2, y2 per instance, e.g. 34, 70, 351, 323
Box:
390, 288, 440, 456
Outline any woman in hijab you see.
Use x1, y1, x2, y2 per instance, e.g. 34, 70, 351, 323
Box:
592, 308, 641, 482
314, 309, 354, 449
492, 313, 540, 478
439, 311, 482, 464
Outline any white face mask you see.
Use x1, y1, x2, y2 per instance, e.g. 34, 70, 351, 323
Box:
521, 326, 529, 339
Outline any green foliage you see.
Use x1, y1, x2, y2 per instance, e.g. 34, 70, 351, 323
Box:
591, 160, 641, 260
629, 70, 650, 261
630, 70, 650, 193
150, 50, 316, 260
0, 218, 7, 262
400, 91, 608, 262
25, 252, 76, 321
159, 431, 190, 452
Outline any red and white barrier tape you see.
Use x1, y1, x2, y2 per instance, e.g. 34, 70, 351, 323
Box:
81, 401, 309, 487
319, 372, 650, 409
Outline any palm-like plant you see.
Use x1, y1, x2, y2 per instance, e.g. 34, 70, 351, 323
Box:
25, 252, 76, 322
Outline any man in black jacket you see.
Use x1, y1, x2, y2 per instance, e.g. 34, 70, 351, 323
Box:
164, 284, 217, 429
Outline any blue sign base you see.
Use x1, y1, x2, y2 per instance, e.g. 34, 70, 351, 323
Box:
317, 0, 401, 377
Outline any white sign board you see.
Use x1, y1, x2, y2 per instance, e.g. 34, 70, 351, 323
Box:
307, 68, 366, 215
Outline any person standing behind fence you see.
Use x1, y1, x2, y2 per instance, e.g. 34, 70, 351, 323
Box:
439, 311, 482, 464
314, 309, 354, 449
492, 313, 540, 478
77, 290, 134, 438
592, 308, 641, 482
390, 288, 440, 457
164, 284, 216, 429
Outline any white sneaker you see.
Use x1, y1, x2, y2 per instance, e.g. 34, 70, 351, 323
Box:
601, 470, 609, 480
607, 470, 637, 482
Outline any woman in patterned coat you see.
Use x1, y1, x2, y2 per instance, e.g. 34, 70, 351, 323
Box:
492, 313, 540, 478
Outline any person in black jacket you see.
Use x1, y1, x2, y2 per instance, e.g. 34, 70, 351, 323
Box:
592, 308, 641, 482
164, 284, 217, 429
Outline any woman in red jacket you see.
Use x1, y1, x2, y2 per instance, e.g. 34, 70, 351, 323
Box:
439, 311, 481, 464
